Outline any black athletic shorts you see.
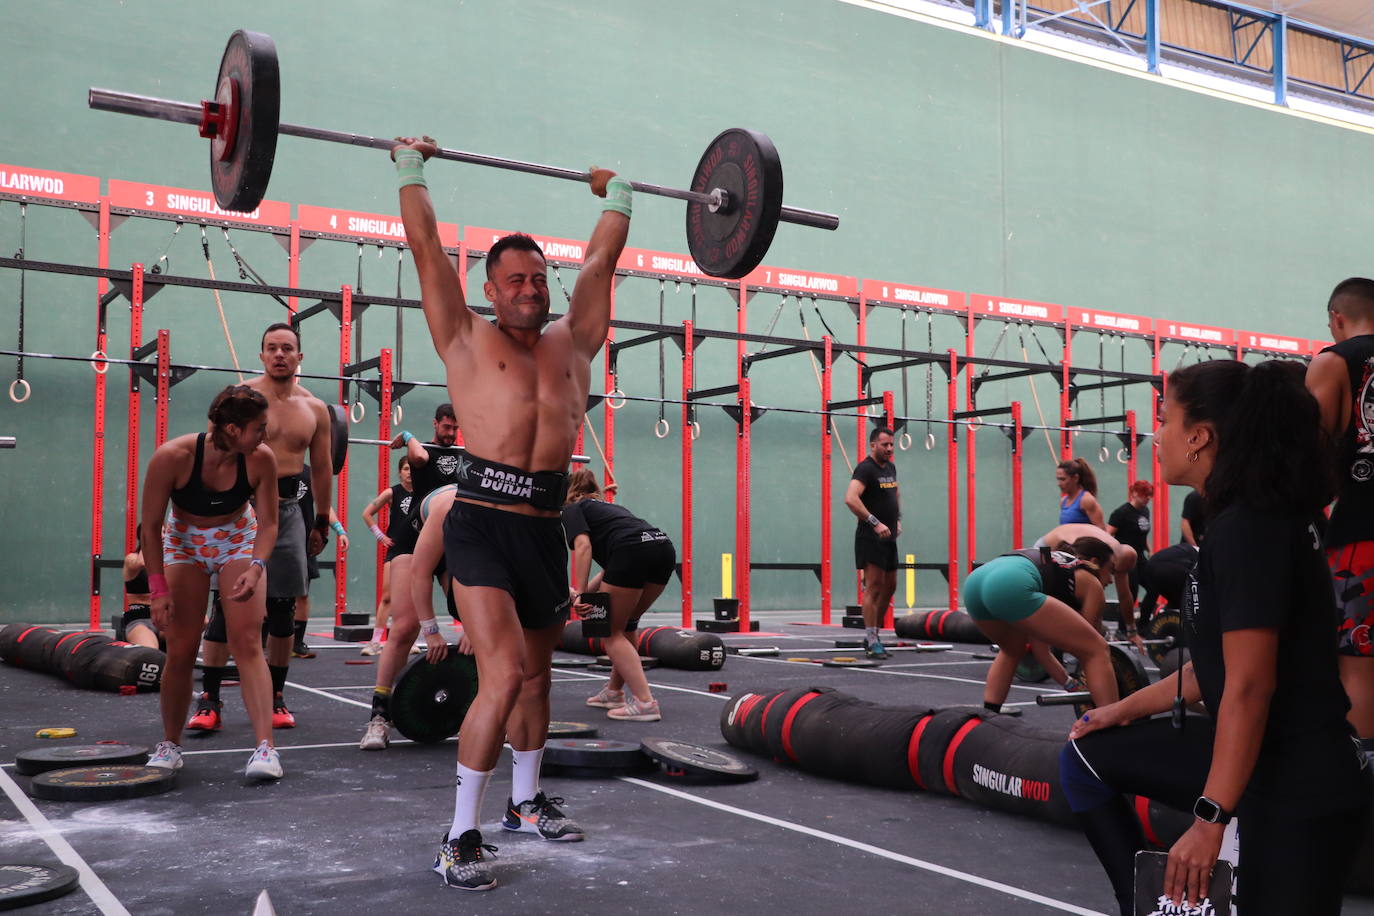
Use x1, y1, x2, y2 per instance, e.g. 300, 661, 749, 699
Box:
854, 533, 898, 572
389, 521, 418, 559
443, 501, 571, 630
603, 537, 676, 590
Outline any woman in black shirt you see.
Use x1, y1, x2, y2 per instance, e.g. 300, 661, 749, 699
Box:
562, 469, 676, 723
1060, 360, 1369, 914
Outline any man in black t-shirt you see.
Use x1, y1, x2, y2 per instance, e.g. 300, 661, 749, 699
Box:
1307, 276, 1374, 757
1179, 489, 1206, 546
843, 427, 900, 659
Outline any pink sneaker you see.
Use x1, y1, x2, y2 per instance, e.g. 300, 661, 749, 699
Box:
607, 695, 660, 722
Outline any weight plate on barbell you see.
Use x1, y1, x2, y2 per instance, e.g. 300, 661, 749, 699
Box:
210, 30, 279, 213
685, 128, 783, 280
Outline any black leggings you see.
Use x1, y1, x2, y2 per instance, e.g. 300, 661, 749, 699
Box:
1062, 717, 1370, 916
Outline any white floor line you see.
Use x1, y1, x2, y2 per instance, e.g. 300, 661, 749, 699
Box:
878, 660, 994, 669
619, 776, 1106, 916
285, 680, 372, 709
0, 766, 132, 916
178, 738, 437, 757
736, 654, 1064, 692
552, 668, 730, 701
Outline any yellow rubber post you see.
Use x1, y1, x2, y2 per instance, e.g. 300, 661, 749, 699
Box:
905, 553, 916, 608
722, 553, 733, 599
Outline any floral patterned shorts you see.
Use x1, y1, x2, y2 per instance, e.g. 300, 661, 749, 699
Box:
163, 507, 258, 576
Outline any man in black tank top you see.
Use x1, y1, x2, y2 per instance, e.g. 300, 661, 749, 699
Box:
1306, 276, 1374, 759
843, 427, 901, 658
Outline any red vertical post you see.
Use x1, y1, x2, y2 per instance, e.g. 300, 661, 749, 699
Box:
820, 335, 833, 625
1125, 409, 1138, 489
737, 375, 752, 630
288, 221, 300, 315
1011, 401, 1024, 548
680, 319, 695, 627
1061, 324, 1074, 458
946, 350, 960, 612
124, 281, 144, 561
855, 296, 867, 604
154, 328, 169, 448
335, 285, 353, 620
603, 282, 616, 500
87, 217, 112, 631
1151, 332, 1167, 552
965, 315, 977, 575
882, 388, 895, 628
376, 349, 393, 612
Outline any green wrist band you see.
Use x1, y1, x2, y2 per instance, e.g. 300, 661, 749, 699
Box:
394, 149, 427, 189
602, 176, 632, 218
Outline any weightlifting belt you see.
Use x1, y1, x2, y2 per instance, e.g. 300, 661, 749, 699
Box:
452, 452, 569, 511
277, 472, 305, 501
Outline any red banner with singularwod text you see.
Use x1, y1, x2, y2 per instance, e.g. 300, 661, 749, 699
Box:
0, 163, 100, 204
108, 179, 289, 227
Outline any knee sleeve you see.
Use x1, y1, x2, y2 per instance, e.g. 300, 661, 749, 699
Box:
1059, 740, 1117, 813
265, 596, 297, 639
203, 595, 228, 644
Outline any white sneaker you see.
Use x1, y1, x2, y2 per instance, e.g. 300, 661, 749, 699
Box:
607, 695, 661, 722
147, 740, 184, 771
585, 687, 624, 709
245, 740, 283, 781
360, 640, 383, 656
359, 715, 390, 751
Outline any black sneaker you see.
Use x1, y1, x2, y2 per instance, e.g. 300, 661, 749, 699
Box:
292, 640, 316, 659
501, 791, 585, 841
432, 829, 497, 891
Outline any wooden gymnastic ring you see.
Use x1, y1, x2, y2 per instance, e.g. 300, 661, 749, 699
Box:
349, 401, 365, 423
654, 418, 671, 439
89, 350, 109, 375
8, 378, 31, 403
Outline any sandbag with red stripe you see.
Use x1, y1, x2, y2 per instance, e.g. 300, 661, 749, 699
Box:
719, 689, 783, 756
760, 687, 829, 760
635, 626, 726, 671
0, 624, 62, 670
947, 714, 1075, 824
913, 707, 994, 795
894, 610, 986, 644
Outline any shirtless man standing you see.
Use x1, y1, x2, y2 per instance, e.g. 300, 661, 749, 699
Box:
196, 324, 334, 730
392, 136, 629, 891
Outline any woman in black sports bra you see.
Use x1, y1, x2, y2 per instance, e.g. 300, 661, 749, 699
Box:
139, 385, 284, 781
121, 522, 160, 649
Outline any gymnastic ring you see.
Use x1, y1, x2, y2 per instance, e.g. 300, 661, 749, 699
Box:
924, 432, 936, 451
1117, 447, 1130, 465
654, 418, 671, 439
8, 378, 31, 403
1097, 445, 1110, 463
89, 350, 109, 375
392, 403, 403, 426
349, 401, 365, 423
897, 431, 912, 451
691, 421, 701, 440
607, 388, 627, 410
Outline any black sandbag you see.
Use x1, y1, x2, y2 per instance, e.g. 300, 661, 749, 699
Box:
85, 642, 164, 692
720, 689, 783, 757
915, 707, 993, 795
636, 626, 726, 671
60, 634, 113, 687
796, 691, 940, 789
894, 610, 986, 644
26, 627, 66, 670
559, 619, 605, 656
948, 714, 1076, 825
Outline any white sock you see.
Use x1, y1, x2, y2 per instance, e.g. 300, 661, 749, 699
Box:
866, 627, 879, 643
450, 762, 493, 837
510, 746, 545, 806
371, 627, 384, 642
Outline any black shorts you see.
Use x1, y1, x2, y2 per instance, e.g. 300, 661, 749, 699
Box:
855, 533, 898, 572
442, 501, 571, 630
603, 537, 676, 590
389, 521, 418, 559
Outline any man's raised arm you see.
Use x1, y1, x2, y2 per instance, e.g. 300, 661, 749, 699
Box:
393, 137, 475, 357
566, 169, 631, 357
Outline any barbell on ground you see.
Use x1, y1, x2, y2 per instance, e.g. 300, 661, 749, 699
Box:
347, 436, 589, 465
88, 30, 840, 279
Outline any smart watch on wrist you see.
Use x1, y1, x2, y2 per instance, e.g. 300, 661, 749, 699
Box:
1192, 795, 1231, 824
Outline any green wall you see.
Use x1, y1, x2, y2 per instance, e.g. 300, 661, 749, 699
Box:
1, 0, 1368, 622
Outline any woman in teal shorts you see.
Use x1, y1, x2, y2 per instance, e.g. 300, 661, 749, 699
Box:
964, 537, 1119, 712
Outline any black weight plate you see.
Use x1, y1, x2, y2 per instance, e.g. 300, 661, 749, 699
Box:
30, 765, 176, 802
542, 739, 652, 777
1109, 643, 1149, 697
685, 128, 784, 279
0, 863, 80, 911
1141, 608, 1183, 666
328, 404, 348, 475
640, 738, 758, 783
822, 656, 881, 668
551, 657, 594, 669
391, 650, 478, 743
15, 743, 148, 777
593, 655, 658, 670
548, 721, 598, 739
210, 30, 279, 212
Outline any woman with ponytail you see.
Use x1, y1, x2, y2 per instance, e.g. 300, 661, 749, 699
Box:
139, 385, 283, 781
1061, 360, 1369, 915
1056, 457, 1104, 527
